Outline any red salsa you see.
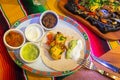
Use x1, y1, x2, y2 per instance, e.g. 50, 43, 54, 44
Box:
5, 31, 24, 47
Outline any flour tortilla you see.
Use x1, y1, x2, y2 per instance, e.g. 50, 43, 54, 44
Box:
40, 27, 85, 71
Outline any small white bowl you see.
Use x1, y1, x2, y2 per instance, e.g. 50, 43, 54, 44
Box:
20, 42, 40, 63
40, 10, 59, 30
25, 23, 44, 42
3, 29, 25, 50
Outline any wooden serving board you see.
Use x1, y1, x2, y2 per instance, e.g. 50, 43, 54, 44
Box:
58, 0, 120, 41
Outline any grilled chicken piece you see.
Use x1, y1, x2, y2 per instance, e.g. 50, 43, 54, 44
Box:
49, 32, 66, 60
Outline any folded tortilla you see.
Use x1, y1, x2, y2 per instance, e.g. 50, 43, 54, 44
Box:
40, 27, 85, 71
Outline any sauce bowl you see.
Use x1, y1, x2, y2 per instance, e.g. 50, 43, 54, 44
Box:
3, 29, 25, 50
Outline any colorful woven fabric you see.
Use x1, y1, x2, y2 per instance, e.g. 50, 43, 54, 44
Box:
0, 0, 120, 80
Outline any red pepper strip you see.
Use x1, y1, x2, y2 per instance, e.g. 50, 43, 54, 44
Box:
75, 0, 86, 11
88, 12, 96, 16
77, 5, 86, 11
75, 0, 79, 5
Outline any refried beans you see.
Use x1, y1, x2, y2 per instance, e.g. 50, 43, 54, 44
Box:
42, 13, 57, 28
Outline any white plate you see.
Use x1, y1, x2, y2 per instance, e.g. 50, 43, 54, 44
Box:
8, 13, 90, 77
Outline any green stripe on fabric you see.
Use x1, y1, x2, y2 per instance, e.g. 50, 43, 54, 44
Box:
17, 0, 27, 16
20, 0, 46, 15
0, 6, 11, 27
24, 70, 28, 80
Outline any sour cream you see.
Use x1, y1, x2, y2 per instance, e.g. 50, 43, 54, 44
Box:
70, 40, 83, 61
25, 23, 44, 42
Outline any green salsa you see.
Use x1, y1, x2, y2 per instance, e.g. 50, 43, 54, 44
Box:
21, 43, 39, 61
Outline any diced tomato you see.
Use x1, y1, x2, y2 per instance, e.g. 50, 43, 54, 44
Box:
46, 40, 51, 45
77, 5, 86, 11
88, 12, 96, 16
46, 33, 54, 45
75, 0, 79, 4
75, 0, 86, 11
47, 33, 53, 40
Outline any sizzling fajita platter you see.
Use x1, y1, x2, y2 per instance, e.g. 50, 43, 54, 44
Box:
3, 11, 90, 77
58, 0, 120, 40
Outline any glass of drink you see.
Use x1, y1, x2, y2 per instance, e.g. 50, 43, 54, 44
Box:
32, 0, 46, 5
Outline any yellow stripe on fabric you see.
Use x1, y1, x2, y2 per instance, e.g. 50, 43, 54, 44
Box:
46, 0, 64, 16
0, 0, 25, 25
0, 0, 52, 80
26, 71, 52, 80
108, 41, 120, 49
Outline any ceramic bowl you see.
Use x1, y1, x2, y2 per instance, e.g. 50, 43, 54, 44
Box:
25, 23, 44, 42
3, 29, 25, 50
39, 10, 59, 30
20, 42, 40, 63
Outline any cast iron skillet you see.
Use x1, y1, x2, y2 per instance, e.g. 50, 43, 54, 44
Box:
58, 0, 120, 40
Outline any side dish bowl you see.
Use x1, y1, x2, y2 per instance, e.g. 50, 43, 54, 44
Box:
39, 10, 59, 30
25, 23, 44, 42
20, 42, 40, 63
3, 29, 25, 49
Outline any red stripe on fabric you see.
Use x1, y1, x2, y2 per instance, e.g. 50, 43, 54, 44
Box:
0, 11, 25, 80
77, 21, 110, 57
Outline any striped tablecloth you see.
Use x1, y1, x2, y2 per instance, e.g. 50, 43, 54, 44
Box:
0, 0, 120, 80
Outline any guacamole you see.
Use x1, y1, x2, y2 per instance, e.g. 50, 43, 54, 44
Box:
66, 40, 83, 61
21, 43, 39, 61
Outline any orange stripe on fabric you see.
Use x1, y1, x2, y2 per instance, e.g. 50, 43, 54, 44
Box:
0, 41, 15, 80
26, 71, 52, 80
0, 0, 25, 25
46, 0, 64, 16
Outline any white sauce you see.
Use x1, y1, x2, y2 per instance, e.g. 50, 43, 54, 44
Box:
25, 25, 42, 42
70, 40, 83, 61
